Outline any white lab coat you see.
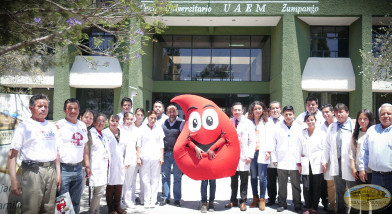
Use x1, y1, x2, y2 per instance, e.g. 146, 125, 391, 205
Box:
104, 128, 127, 185
89, 127, 110, 187
323, 119, 355, 181
231, 116, 256, 171
319, 121, 335, 180
267, 115, 284, 168
256, 121, 273, 164
122, 125, 138, 166
299, 127, 325, 175
271, 121, 302, 170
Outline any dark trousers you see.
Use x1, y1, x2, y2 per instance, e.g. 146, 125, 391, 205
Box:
303, 164, 323, 211
334, 159, 356, 214
267, 167, 278, 201
277, 169, 302, 209
230, 171, 249, 204
320, 177, 328, 207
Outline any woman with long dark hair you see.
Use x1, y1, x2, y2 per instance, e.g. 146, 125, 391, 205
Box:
247, 101, 271, 210
349, 109, 374, 184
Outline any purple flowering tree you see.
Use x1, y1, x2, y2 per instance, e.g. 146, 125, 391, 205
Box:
0, 0, 173, 77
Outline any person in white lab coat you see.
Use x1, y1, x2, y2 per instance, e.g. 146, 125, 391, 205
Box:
322, 103, 355, 214
133, 108, 145, 205
88, 113, 110, 214
122, 113, 139, 208
266, 101, 284, 206
300, 114, 325, 214
320, 104, 337, 213
295, 95, 325, 126
247, 101, 272, 210
271, 105, 302, 213
137, 110, 165, 209
224, 102, 256, 211
104, 115, 127, 214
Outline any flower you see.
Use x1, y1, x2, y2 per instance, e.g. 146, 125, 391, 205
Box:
130, 40, 136, 44
33, 17, 42, 24
135, 53, 141, 58
136, 29, 144, 35
66, 18, 83, 26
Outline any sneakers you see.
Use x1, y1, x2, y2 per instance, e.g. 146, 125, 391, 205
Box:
208, 201, 214, 212
201, 202, 208, 213
159, 198, 170, 206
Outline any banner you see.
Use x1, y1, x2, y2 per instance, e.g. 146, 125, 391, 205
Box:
0, 93, 32, 213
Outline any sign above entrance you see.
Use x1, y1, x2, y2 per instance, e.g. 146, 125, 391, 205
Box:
142, 0, 320, 15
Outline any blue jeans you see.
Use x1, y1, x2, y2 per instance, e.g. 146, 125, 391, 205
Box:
250, 150, 259, 197
258, 163, 268, 199
161, 151, 182, 201
59, 163, 83, 214
372, 171, 392, 213
201, 180, 216, 202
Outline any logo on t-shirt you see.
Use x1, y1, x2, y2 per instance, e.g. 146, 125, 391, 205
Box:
42, 130, 55, 139
71, 132, 84, 146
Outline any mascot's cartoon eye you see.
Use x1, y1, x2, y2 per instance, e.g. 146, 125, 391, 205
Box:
202, 109, 219, 130
189, 111, 201, 132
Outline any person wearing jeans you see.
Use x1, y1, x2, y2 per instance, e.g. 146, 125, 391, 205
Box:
200, 180, 216, 213
160, 105, 184, 206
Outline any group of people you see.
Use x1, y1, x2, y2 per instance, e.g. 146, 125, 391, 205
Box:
7, 93, 392, 214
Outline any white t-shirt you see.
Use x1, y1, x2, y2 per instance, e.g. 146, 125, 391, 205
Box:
137, 123, 164, 161
10, 118, 59, 162
57, 119, 88, 164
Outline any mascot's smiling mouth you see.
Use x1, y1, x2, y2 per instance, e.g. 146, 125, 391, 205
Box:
187, 129, 226, 153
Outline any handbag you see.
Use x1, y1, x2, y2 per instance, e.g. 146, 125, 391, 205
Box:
55, 192, 75, 214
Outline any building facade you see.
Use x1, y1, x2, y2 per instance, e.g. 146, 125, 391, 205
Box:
1, 0, 391, 119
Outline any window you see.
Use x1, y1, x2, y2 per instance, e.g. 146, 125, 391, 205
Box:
76, 89, 114, 118
310, 26, 349, 57
153, 35, 270, 81
372, 25, 387, 56
309, 92, 349, 110
81, 29, 116, 55
152, 93, 270, 118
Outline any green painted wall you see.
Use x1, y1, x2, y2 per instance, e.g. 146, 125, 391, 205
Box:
53, 47, 75, 120
279, 14, 304, 113
349, 15, 373, 115
269, 18, 283, 103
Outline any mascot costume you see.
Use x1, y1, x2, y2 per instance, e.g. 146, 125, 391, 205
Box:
171, 94, 240, 180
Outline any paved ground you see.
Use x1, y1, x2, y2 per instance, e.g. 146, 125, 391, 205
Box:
79, 174, 329, 214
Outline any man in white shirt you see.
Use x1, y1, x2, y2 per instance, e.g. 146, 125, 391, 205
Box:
57, 98, 90, 214
359, 103, 392, 213
266, 101, 283, 206
323, 103, 355, 214
225, 102, 256, 211
296, 95, 324, 126
117, 97, 133, 126
272, 105, 302, 213
7, 94, 61, 213
320, 104, 337, 213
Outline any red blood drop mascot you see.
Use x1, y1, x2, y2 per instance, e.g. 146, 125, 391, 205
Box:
171, 94, 240, 180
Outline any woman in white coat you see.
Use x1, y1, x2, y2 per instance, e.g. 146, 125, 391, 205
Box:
122, 112, 139, 208
88, 113, 110, 214
247, 101, 272, 210
300, 114, 325, 214
103, 115, 127, 214
137, 110, 164, 209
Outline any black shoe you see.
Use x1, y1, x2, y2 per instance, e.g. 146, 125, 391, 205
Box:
277, 206, 285, 212
295, 207, 302, 213
159, 199, 167, 206
174, 200, 181, 207
266, 200, 276, 206
224, 202, 238, 208
208, 201, 214, 212
135, 198, 141, 205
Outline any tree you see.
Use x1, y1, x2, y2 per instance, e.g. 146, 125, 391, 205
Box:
0, 0, 173, 78
360, 21, 392, 86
